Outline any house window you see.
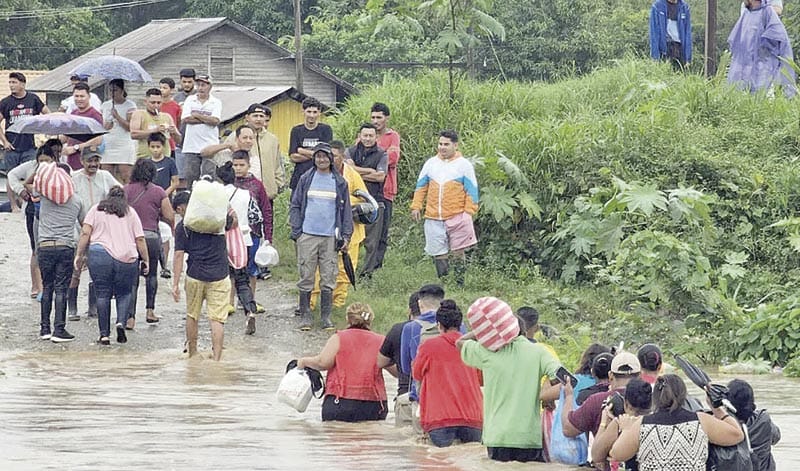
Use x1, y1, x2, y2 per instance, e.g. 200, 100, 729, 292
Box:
209, 46, 234, 82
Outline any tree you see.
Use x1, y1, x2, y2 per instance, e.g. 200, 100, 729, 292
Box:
417, 0, 505, 98
184, 0, 316, 41
0, 0, 111, 70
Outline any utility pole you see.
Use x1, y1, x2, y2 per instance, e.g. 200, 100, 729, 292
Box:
705, 0, 717, 77
294, 0, 304, 93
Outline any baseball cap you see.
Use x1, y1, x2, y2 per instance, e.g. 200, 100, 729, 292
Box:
312, 142, 332, 155
80, 147, 102, 160
611, 351, 641, 375
195, 74, 212, 84
179, 68, 196, 78
246, 103, 270, 115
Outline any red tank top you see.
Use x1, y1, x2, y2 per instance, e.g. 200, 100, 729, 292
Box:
326, 329, 387, 402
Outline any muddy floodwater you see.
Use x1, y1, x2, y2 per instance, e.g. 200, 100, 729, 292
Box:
0, 212, 798, 470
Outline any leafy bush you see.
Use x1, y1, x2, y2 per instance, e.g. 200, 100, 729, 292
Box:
330, 60, 800, 363
735, 297, 800, 366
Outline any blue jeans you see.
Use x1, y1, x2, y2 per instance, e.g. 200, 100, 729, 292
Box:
3, 148, 36, 172
87, 244, 138, 337
247, 236, 261, 277
428, 426, 482, 448
37, 245, 75, 333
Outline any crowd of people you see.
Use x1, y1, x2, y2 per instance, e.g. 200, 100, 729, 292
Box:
1, 68, 481, 353
0, 53, 784, 468
298, 288, 782, 468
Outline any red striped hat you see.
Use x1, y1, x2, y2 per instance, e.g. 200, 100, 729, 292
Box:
467, 297, 520, 352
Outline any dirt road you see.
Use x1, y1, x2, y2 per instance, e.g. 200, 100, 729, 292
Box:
0, 212, 328, 358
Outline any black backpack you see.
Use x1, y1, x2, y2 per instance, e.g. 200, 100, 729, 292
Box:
707, 421, 754, 471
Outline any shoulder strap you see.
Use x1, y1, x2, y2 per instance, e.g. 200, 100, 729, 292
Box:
229, 187, 237, 201
130, 185, 148, 205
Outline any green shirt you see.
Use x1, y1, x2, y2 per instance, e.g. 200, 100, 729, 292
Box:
461, 336, 560, 448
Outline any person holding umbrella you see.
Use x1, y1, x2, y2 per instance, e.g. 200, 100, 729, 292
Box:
61, 83, 104, 171
100, 79, 137, 183
309, 140, 368, 316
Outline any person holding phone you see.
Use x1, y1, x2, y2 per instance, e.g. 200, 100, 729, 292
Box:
561, 351, 642, 439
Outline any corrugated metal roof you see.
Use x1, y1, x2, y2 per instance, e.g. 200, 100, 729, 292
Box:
27, 18, 227, 93
212, 86, 298, 123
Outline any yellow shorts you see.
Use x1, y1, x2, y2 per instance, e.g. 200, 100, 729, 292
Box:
185, 276, 231, 323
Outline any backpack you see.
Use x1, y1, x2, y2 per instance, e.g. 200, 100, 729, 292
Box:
411, 319, 440, 395
707, 421, 753, 471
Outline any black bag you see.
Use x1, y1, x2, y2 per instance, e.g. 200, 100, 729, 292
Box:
247, 197, 263, 228
707, 421, 753, 471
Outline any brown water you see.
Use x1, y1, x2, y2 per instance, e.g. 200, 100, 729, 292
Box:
0, 348, 798, 470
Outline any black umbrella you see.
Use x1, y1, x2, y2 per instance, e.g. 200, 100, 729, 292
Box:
674, 354, 711, 389
342, 251, 357, 289
674, 353, 735, 412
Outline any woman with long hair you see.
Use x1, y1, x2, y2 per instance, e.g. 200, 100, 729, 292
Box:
100, 79, 137, 183
124, 158, 174, 327
74, 186, 148, 345
610, 374, 744, 470
297, 302, 389, 422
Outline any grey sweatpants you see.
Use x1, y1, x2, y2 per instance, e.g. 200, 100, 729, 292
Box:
296, 233, 337, 292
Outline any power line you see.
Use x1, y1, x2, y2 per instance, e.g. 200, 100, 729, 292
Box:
0, 0, 169, 20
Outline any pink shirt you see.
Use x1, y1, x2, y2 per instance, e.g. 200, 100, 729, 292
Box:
84, 205, 144, 263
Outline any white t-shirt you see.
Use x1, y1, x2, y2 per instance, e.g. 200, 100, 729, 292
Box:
180, 94, 222, 154
100, 99, 137, 165
60, 93, 102, 114
225, 184, 253, 246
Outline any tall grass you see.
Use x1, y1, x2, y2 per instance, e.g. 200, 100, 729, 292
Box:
272, 59, 800, 366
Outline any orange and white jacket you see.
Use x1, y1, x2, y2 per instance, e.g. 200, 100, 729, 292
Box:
411, 153, 479, 220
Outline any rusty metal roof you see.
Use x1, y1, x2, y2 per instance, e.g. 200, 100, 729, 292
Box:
212, 86, 296, 123
27, 18, 228, 93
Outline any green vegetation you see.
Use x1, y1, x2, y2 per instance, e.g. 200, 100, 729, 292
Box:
316, 60, 800, 370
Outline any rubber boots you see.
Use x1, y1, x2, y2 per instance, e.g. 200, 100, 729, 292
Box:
320, 288, 334, 330
298, 290, 312, 331
88, 282, 98, 318
67, 287, 79, 321
434, 258, 450, 278
452, 258, 467, 286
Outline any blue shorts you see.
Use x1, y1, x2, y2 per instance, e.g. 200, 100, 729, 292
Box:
247, 236, 260, 277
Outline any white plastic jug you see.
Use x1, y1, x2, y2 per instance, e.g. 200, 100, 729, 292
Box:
277, 369, 313, 413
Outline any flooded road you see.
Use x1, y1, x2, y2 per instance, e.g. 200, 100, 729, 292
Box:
0, 211, 798, 470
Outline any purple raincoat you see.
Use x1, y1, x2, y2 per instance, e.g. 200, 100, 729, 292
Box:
728, 3, 796, 97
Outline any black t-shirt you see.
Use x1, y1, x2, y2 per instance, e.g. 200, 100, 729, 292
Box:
379, 321, 411, 395
667, 1, 678, 21
174, 221, 228, 282
151, 157, 178, 191
0, 92, 45, 151
288, 123, 333, 190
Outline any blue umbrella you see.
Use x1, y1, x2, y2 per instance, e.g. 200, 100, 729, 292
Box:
69, 55, 152, 83
7, 113, 107, 141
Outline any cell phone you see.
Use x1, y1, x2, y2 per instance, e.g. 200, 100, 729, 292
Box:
555, 366, 578, 388
603, 392, 625, 417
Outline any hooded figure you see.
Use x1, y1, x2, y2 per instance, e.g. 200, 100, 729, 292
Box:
728, 0, 796, 97
289, 142, 353, 330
